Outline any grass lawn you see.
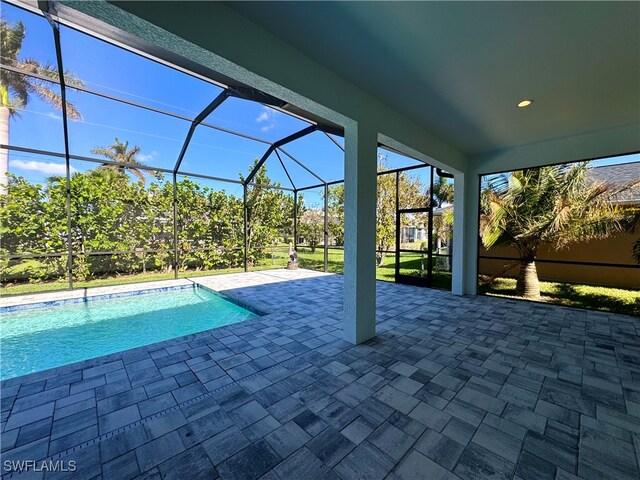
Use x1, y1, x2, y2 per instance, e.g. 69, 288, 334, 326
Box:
297, 247, 452, 288
0, 271, 176, 296
479, 277, 640, 317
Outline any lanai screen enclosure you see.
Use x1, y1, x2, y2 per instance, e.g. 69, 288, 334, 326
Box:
0, 1, 451, 293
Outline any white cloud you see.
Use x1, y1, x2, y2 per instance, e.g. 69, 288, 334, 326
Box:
136, 150, 159, 163
255, 107, 280, 132
46, 112, 62, 121
11, 160, 77, 175
256, 111, 270, 123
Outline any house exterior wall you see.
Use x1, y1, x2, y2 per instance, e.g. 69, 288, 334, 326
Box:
479, 231, 640, 289
400, 226, 427, 243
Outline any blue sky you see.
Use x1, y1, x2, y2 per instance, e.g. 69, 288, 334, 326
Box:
3, 2, 636, 204
3, 3, 356, 193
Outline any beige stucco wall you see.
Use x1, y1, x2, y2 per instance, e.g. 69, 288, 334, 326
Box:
479, 232, 640, 289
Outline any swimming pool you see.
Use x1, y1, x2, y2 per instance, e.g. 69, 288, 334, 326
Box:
0, 286, 256, 380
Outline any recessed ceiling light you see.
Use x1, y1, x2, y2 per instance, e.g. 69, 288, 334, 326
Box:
517, 99, 534, 108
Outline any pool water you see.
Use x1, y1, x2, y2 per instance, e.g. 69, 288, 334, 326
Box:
0, 287, 255, 380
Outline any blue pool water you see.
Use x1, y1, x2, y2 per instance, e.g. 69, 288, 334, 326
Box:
0, 287, 255, 380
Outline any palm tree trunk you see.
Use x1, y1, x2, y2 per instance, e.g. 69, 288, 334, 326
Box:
0, 106, 9, 194
515, 260, 541, 299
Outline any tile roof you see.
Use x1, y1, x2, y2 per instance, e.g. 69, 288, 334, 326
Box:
587, 161, 640, 204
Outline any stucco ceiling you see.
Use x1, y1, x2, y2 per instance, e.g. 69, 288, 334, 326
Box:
226, 1, 639, 156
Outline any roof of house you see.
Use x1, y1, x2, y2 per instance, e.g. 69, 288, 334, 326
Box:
587, 161, 640, 204
433, 207, 451, 216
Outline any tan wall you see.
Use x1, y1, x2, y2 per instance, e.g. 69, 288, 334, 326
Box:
479, 232, 640, 289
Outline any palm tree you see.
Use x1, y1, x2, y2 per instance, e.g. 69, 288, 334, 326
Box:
91, 138, 160, 185
431, 175, 454, 208
480, 162, 639, 299
0, 20, 83, 191
630, 210, 640, 264
431, 175, 454, 253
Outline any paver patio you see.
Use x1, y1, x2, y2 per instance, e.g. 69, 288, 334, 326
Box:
1, 269, 639, 479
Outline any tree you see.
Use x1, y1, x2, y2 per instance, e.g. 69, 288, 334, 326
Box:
480, 162, 639, 299
431, 176, 455, 253
241, 161, 293, 266
432, 175, 454, 208
0, 168, 153, 283
0, 20, 83, 191
327, 156, 428, 265
298, 207, 324, 252
328, 184, 344, 246
0, 173, 70, 283
376, 155, 427, 265
375, 171, 397, 264
175, 177, 243, 271
69, 168, 144, 278
91, 138, 160, 186
433, 207, 454, 249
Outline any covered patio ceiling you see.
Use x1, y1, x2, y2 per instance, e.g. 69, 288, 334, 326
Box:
225, 1, 640, 157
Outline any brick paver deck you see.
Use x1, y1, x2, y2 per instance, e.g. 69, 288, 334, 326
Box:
1, 270, 639, 479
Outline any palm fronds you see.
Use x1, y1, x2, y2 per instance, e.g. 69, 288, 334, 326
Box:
481, 162, 638, 255
1, 20, 83, 119
480, 162, 639, 298
91, 138, 158, 186
0, 85, 23, 116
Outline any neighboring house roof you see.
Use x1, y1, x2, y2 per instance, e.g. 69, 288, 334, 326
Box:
433, 206, 453, 217
587, 161, 640, 205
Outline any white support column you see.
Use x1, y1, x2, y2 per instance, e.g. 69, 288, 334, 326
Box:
451, 169, 479, 296
343, 121, 377, 344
